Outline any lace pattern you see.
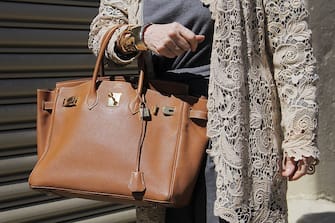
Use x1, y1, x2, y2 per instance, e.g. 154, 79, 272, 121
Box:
88, 0, 137, 64
201, 0, 318, 222
88, 0, 319, 222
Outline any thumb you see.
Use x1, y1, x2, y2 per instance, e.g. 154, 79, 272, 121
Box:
282, 157, 296, 178
195, 35, 205, 43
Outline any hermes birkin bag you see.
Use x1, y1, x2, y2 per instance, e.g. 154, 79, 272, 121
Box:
29, 26, 208, 207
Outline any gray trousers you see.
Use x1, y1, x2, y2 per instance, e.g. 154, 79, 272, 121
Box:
165, 155, 228, 223
158, 75, 228, 223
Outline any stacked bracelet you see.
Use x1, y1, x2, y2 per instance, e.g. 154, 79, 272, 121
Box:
117, 23, 153, 54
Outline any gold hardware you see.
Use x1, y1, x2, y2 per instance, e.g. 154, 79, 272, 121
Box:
107, 92, 122, 107
162, 106, 175, 116
152, 105, 159, 116
139, 104, 151, 120
63, 96, 78, 107
118, 25, 148, 54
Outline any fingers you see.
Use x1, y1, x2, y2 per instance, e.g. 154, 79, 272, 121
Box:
165, 23, 204, 56
304, 156, 318, 175
168, 30, 192, 51
290, 159, 308, 181
177, 24, 204, 52
282, 156, 317, 181
196, 35, 205, 43
307, 157, 318, 175
143, 22, 204, 58
158, 40, 181, 58
163, 35, 189, 58
281, 156, 296, 179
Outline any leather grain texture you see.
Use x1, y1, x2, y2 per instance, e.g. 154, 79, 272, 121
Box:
29, 27, 208, 207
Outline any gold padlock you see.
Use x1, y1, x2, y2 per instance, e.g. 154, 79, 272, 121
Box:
107, 92, 122, 107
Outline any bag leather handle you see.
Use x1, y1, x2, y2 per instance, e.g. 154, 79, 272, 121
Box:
86, 26, 207, 121
87, 25, 144, 110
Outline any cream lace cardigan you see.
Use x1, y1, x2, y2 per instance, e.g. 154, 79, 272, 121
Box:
88, 0, 319, 222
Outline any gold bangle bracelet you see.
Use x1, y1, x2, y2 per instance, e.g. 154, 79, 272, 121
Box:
117, 24, 152, 54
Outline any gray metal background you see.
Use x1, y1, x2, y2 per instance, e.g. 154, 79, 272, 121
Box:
0, 0, 136, 222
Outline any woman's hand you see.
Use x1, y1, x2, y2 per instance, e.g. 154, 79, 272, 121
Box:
282, 156, 317, 181
143, 22, 205, 58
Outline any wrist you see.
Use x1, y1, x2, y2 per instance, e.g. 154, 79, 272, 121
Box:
116, 24, 152, 54
140, 23, 153, 49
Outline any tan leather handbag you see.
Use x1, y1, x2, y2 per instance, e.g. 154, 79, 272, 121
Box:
29, 26, 208, 207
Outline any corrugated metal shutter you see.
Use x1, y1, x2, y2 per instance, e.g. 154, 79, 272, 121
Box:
0, 1, 136, 222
